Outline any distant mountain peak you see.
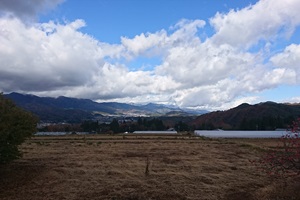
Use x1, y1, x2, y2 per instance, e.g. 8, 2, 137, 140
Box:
4, 92, 206, 123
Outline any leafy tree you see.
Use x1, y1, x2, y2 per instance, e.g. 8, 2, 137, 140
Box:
137, 118, 166, 131
199, 122, 215, 130
137, 117, 143, 126
110, 118, 120, 133
81, 120, 99, 132
0, 94, 38, 163
149, 118, 165, 131
175, 121, 189, 132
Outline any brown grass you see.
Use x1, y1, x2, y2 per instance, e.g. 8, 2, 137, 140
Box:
0, 135, 300, 200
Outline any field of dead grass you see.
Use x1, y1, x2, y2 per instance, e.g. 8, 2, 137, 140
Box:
0, 134, 299, 200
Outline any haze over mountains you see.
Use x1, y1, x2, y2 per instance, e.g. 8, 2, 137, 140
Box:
4, 92, 206, 123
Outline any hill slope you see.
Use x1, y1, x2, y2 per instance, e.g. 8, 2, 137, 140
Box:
191, 102, 300, 130
4, 92, 204, 122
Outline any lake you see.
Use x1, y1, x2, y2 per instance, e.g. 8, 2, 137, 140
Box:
194, 130, 287, 138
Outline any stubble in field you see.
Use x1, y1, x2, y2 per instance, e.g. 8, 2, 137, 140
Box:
0, 135, 299, 200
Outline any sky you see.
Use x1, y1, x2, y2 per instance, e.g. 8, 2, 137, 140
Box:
0, 0, 300, 111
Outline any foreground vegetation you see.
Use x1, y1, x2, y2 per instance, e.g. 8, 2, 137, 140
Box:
1, 134, 299, 200
0, 94, 37, 163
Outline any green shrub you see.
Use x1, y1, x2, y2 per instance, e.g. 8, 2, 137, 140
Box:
0, 94, 38, 163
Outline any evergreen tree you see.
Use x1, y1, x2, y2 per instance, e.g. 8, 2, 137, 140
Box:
110, 119, 120, 133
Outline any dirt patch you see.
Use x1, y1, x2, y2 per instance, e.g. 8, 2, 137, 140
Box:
0, 135, 298, 200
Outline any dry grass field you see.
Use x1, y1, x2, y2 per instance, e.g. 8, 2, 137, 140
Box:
0, 134, 299, 200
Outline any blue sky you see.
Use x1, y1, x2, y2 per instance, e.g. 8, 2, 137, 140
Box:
41, 1, 257, 43
0, 0, 299, 110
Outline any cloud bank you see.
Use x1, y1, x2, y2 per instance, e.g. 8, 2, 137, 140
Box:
0, 0, 64, 21
0, 0, 300, 110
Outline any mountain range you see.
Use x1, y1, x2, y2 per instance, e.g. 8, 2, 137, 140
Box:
4, 92, 206, 123
4, 92, 300, 130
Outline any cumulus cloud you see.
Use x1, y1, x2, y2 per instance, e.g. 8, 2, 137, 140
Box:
121, 30, 168, 58
270, 44, 300, 83
121, 19, 205, 59
0, 17, 102, 92
156, 42, 257, 88
210, 0, 300, 49
0, 17, 181, 101
0, 0, 64, 21
0, 0, 299, 110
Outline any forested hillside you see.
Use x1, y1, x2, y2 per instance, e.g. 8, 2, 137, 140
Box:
191, 102, 300, 130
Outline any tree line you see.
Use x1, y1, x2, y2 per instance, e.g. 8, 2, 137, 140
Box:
196, 116, 297, 130
38, 118, 191, 133
81, 118, 167, 133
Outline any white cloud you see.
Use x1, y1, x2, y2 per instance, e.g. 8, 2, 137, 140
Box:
156, 41, 257, 88
233, 64, 296, 94
0, 16, 182, 101
121, 30, 168, 59
0, 0, 300, 110
169, 19, 206, 43
0, 17, 102, 91
172, 84, 260, 111
284, 97, 300, 104
120, 19, 205, 59
270, 44, 300, 83
210, 0, 300, 49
